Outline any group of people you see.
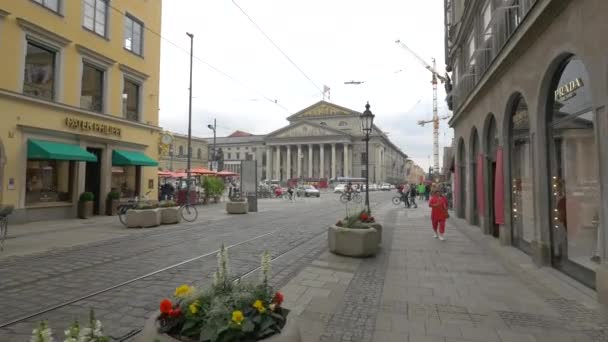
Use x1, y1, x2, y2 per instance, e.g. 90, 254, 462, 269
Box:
396, 182, 450, 241
397, 182, 431, 209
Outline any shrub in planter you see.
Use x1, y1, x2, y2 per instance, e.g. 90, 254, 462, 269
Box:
142, 247, 291, 342
78, 192, 94, 219
106, 190, 120, 216
203, 177, 225, 204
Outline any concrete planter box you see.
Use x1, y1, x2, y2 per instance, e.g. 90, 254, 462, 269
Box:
226, 200, 248, 214
78, 201, 93, 219
136, 312, 300, 342
160, 207, 181, 224
369, 223, 383, 245
126, 208, 161, 228
328, 224, 379, 257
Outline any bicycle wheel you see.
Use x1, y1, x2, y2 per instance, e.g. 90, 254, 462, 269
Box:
392, 196, 402, 205
118, 206, 129, 227
339, 194, 349, 204
180, 204, 198, 222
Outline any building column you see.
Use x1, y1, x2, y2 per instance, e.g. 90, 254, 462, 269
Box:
297, 145, 302, 178
286, 145, 291, 180
343, 144, 349, 177
275, 146, 281, 181
266, 147, 271, 180
308, 144, 313, 178
331, 143, 336, 179
320, 144, 325, 178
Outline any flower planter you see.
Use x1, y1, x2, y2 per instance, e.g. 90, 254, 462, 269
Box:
126, 208, 162, 228
369, 223, 383, 245
160, 207, 181, 224
328, 224, 379, 257
78, 201, 93, 219
106, 199, 119, 216
226, 199, 248, 214
136, 312, 301, 342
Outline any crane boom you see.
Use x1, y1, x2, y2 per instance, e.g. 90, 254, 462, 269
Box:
395, 40, 446, 83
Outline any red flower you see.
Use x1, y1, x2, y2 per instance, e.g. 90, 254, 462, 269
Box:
273, 292, 284, 306
160, 299, 173, 314
369, 216, 375, 222
169, 308, 182, 318
360, 212, 369, 221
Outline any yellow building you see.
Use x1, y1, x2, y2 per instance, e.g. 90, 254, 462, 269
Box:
158, 133, 209, 172
0, 0, 162, 222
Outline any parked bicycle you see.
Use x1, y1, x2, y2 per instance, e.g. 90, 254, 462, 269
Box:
0, 205, 14, 251
339, 191, 362, 204
392, 192, 407, 205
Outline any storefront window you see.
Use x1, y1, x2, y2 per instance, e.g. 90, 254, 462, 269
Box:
26, 160, 73, 204
510, 95, 534, 250
548, 57, 599, 279
111, 166, 140, 199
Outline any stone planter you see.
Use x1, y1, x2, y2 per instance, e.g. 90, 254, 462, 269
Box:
135, 312, 300, 342
78, 201, 93, 219
328, 224, 379, 257
226, 200, 248, 214
160, 207, 181, 224
106, 199, 119, 216
369, 223, 383, 245
126, 208, 162, 228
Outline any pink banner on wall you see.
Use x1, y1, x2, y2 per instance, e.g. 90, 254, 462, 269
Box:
494, 148, 505, 225
453, 164, 459, 211
476, 154, 485, 216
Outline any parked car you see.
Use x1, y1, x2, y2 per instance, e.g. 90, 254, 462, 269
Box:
380, 183, 391, 191
369, 184, 378, 191
334, 184, 346, 193
301, 185, 320, 197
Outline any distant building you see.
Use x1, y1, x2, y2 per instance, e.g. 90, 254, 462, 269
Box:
158, 133, 208, 172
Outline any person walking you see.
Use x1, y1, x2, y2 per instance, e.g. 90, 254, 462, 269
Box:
424, 183, 431, 201
429, 189, 449, 240
403, 183, 411, 208
418, 183, 425, 201
409, 184, 418, 208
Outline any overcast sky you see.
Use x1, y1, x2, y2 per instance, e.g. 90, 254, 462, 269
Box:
158, 0, 453, 170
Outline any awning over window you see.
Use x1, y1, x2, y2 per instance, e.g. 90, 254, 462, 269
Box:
112, 149, 158, 166
27, 139, 97, 162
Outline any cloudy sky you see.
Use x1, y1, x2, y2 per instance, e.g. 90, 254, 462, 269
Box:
158, 0, 453, 170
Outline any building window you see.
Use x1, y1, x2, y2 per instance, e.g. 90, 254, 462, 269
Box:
466, 34, 476, 68
227, 153, 232, 160
361, 152, 367, 164
124, 15, 143, 55
361, 169, 367, 178
26, 160, 73, 204
24, 41, 56, 100
320, 122, 327, 125
123, 78, 140, 121
236, 147, 240, 150
111, 166, 139, 199
178, 146, 184, 156
197, 148, 202, 159
32, 0, 60, 13
252, 147, 256, 152
339, 121, 348, 126
83, 0, 107, 37
236, 152, 240, 160
481, 2, 492, 42
81, 63, 104, 112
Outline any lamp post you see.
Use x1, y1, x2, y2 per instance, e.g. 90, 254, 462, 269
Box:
208, 119, 216, 170
360, 102, 375, 214
186, 32, 194, 205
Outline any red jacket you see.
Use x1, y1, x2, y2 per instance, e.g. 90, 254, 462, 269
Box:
429, 195, 448, 221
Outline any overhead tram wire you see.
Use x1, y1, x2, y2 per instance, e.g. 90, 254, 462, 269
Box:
230, 0, 324, 94
105, 2, 291, 113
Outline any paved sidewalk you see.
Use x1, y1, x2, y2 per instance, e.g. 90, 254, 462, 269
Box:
280, 204, 608, 342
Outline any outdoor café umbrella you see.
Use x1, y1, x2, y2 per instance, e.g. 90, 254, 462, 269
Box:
216, 170, 239, 177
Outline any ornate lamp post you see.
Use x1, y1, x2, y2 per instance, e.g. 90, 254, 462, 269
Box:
360, 102, 375, 214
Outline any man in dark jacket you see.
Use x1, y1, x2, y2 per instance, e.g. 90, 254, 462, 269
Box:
425, 183, 431, 201
409, 185, 418, 208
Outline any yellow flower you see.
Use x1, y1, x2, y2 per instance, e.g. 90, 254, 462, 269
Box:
174, 285, 193, 298
253, 300, 266, 314
232, 310, 244, 325
189, 301, 200, 315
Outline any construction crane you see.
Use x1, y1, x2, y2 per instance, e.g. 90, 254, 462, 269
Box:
395, 39, 449, 175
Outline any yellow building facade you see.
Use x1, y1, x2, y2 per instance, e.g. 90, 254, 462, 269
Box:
158, 133, 209, 172
0, 0, 162, 222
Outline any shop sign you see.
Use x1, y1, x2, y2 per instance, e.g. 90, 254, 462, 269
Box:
554, 78, 584, 102
65, 118, 121, 137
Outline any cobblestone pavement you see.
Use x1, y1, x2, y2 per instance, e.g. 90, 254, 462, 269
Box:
0, 193, 376, 341
277, 197, 608, 342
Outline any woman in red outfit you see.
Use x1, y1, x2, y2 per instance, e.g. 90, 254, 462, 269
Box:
429, 189, 449, 240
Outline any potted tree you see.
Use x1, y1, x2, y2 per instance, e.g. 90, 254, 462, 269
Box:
78, 192, 94, 219
105, 190, 120, 216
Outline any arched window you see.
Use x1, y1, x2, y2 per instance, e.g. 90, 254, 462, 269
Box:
178, 145, 184, 156
338, 121, 348, 126
547, 56, 598, 281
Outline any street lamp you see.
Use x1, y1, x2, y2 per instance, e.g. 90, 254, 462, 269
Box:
207, 119, 216, 170
360, 102, 375, 214
186, 32, 194, 206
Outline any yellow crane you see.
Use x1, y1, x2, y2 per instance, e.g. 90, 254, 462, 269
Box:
395, 39, 450, 174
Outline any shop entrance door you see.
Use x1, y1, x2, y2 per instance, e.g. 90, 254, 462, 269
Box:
489, 161, 499, 238
85, 148, 102, 215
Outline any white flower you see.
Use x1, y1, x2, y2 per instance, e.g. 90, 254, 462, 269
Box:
260, 250, 272, 285
30, 321, 54, 342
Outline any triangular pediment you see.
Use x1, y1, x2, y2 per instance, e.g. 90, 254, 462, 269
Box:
267, 121, 351, 139
287, 101, 360, 122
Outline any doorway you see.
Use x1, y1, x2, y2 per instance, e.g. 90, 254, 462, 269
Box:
489, 161, 499, 237
85, 148, 102, 215
485, 114, 499, 239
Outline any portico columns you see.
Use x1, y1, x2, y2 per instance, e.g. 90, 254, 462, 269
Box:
275, 146, 281, 181
266, 147, 271, 180
331, 143, 336, 179
308, 144, 313, 178
320, 144, 325, 178
343, 144, 349, 177
297, 145, 302, 178
286, 145, 291, 180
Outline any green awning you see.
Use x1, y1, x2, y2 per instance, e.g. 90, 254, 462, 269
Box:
112, 149, 158, 166
27, 139, 98, 162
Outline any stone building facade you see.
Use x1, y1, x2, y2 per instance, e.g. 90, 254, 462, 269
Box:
444, 0, 608, 297
158, 133, 208, 172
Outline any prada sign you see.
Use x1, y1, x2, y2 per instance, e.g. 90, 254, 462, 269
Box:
65, 118, 122, 137
554, 78, 584, 102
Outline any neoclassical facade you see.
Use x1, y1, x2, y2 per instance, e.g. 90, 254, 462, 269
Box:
204, 101, 410, 184
444, 0, 608, 297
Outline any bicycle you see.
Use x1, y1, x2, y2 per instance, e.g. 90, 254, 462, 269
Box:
179, 202, 198, 222
0, 205, 14, 252
392, 193, 407, 205
339, 191, 362, 204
